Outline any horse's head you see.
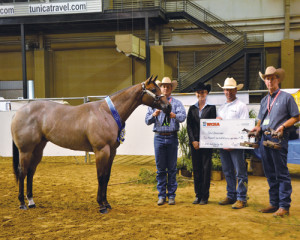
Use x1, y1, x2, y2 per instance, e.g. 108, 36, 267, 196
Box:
141, 76, 172, 115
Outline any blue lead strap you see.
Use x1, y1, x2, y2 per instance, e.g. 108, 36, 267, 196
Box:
105, 96, 126, 143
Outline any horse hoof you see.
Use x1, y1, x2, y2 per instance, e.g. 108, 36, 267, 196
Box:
19, 205, 27, 210
105, 204, 112, 209
99, 208, 108, 214
28, 204, 36, 209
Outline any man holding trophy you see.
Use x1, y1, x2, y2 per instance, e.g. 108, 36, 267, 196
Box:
252, 66, 299, 217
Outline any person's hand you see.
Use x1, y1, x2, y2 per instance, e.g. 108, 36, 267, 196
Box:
223, 148, 233, 151
216, 117, 222, 120
251, 126, 261, 134
152, 110, 161, 117
275, 125, 285, 137
192, 141, 199, 150
169, 112, 176, 118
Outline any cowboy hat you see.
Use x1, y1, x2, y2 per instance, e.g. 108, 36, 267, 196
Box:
156, 77, 178, 90
259, 66, 285, 82
217, 77, 243, 91
192, 82, 211, 93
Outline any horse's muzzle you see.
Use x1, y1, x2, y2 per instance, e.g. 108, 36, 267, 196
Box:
162, 103, 172, 115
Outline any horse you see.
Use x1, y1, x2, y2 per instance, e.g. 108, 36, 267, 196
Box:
11, 76, 171, 214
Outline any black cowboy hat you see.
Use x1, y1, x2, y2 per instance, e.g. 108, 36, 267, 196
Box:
192, 82, 211, 93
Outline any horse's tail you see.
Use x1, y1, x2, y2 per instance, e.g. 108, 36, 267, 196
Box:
12, 141, 20, 182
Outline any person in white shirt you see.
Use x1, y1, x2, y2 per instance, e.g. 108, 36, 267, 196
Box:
217, 77, 249, 209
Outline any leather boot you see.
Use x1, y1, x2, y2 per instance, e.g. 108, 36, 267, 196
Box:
259, 205, 278, 213
273, 208, 289, 217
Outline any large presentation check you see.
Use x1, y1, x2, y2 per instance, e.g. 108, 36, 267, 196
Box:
199, 119, 255, 149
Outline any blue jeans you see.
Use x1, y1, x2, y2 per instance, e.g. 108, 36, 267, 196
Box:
260, 134, 292, 210
220, 149, 248, 201
154, 134, 178, 199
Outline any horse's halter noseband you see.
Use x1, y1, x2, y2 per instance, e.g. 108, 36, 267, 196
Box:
141, 82, 164, 104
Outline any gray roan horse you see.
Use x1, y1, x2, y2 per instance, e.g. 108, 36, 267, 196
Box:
11, 76, 171, 214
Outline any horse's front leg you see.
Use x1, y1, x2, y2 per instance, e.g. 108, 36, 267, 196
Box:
102, 148, 116, 210
95, 145, 112, 214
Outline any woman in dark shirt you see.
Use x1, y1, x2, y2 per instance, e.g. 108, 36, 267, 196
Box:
187, 82, 216, 205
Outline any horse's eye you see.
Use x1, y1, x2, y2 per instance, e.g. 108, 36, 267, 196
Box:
151, 88, 156, 93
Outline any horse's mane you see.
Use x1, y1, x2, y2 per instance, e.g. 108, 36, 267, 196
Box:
109, 82, 141, 97
90, 84, 137, 104
108, 76, 159, 98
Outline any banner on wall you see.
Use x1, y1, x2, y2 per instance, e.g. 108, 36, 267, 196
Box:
291, 90, 300, 112
281, 89, 300, 112
0, 1, 101, 17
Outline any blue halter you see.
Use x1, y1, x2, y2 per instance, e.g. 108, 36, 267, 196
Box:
105, 96, 125, 143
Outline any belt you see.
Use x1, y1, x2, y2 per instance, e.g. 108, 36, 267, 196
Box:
155, 132, 177, 136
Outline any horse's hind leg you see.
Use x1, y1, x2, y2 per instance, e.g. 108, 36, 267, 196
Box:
18, 175, 27, 210
26, 168, 36, 208
18, 152, 32, 210
27, 140, 47, 209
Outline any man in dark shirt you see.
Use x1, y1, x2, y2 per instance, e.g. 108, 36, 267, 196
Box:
252, 66, 299, 217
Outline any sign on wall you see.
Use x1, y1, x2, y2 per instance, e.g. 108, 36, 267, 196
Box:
0, 5, 14, 16
29, 2, 87, 14
0, 0, 101, 17
199, 119, 255, 149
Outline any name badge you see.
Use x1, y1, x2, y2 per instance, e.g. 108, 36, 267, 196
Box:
263, 119, 270, 126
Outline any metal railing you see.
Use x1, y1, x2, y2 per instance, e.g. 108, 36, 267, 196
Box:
165, 0, 243, 41
179, 35, 246, 91
168, 1, 264, 92
0, 96, 107, 108
0, 97, 86, 105
246, 33, 264, 48
104, 0, 242, 42
177, 32, 264, 91
104, 0, 165, 11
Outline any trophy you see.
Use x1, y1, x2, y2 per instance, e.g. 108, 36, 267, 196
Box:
262, 128, 283, 150
240, 128, 260, 148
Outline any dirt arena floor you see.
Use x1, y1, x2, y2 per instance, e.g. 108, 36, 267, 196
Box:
1, 155, 300, 240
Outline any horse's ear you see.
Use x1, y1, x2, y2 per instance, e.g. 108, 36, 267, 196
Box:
153, 75, 158, 82
147, 75, 153, 85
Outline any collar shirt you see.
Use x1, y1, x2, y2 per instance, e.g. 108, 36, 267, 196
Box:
194, 100, 209, 118
217, 98, 249, 120
258, 89, 299, 132
145, 96, 186, 132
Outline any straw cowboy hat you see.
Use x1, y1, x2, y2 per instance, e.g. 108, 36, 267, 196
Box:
156, 77, 178, 90
217, 77, 244, 91
259, 66, 285, 82
193, 82, 211, 93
